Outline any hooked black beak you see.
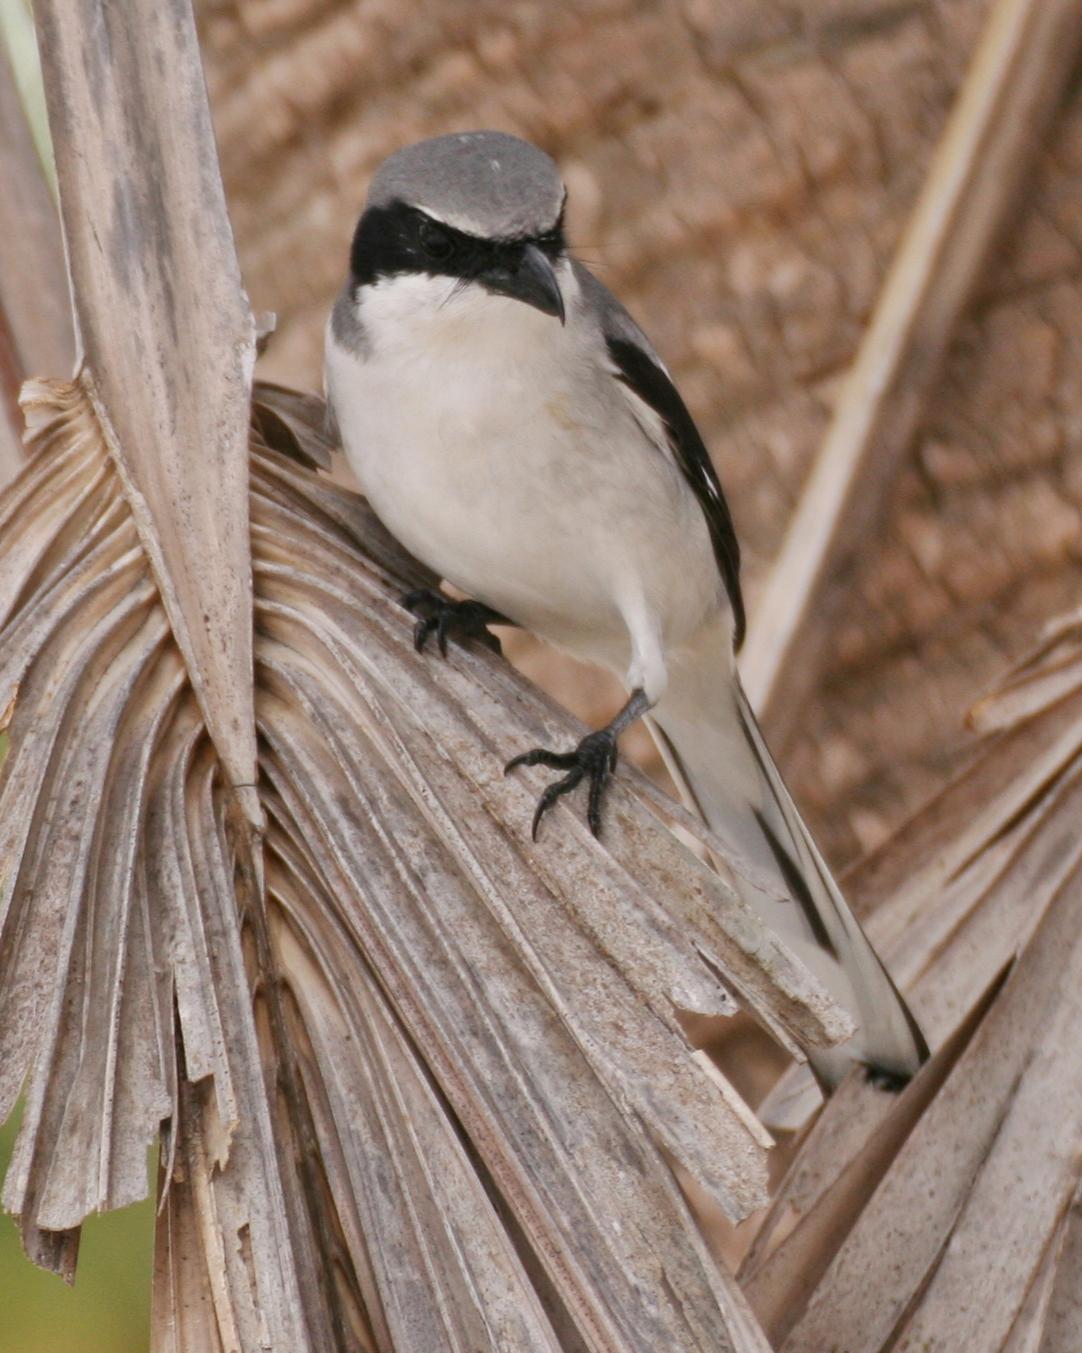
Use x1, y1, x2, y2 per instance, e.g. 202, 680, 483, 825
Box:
481, 243, 565, 324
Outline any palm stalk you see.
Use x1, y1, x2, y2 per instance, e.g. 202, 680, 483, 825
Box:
741, 0, 1082, 749
0, 35, 70, 481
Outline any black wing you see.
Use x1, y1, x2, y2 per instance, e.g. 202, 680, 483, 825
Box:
606, 336, 745, 648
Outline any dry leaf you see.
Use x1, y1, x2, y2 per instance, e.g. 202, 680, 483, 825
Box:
742, 612, 1082, 1348
0, 374, 854, 1351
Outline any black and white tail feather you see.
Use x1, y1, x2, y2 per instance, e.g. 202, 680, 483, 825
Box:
649, 619, 929, 1090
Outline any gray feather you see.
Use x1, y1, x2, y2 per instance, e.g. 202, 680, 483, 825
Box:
329, 284, 370, 357
367, 131, 564, 240
573, 260, 667, 368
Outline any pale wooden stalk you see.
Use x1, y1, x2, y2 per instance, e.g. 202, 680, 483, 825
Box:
34, 0, 259, 819
0, 39, 71, 482
740, 0, 1082, 746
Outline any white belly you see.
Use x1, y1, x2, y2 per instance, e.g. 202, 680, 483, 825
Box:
325, 274, 722, 677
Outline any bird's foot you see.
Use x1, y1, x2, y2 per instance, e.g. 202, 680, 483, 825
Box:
505, 727, 619, 840
401, 589, 506, 657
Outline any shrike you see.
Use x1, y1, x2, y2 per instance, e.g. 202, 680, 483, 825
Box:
325, 130, 927, 1085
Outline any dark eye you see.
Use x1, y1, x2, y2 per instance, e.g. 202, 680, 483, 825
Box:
418, 219, 454, 261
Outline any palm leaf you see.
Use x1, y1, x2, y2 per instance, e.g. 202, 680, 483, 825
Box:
0, 5, 856, 1348
0, 368, 849, 1351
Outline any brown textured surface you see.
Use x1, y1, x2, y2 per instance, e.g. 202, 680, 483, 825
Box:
197, 0, 1082, 864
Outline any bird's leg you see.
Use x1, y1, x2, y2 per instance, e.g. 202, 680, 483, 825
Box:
401, 589, 513, 657
505, 688, 652, 840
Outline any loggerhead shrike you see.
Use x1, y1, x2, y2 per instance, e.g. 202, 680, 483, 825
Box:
325, 130, 927, 1086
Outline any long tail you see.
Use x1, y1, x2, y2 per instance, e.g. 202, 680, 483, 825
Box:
650, 621, 927, 1086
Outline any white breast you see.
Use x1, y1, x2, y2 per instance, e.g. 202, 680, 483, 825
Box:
324, 268, 721, 675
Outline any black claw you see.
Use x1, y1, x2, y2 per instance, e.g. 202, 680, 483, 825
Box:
587, 758, 608, 836
504, 747, 580, 774
531, 771, 583, 840
412, 613, 437, 653
506, 728, 619, 839
401, 589, 506, 658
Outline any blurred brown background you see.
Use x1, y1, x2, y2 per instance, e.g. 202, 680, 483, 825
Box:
198, 0, 1082, 866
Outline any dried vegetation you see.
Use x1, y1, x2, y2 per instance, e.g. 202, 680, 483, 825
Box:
1, 0, 1081, 1349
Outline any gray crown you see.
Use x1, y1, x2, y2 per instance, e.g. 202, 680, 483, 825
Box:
366, 131, 564, 239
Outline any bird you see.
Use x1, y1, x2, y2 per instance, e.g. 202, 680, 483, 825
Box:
324, 129, 928, 1087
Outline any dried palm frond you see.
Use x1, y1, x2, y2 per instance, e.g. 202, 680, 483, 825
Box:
0, 368, 855, 1351
739, 615, 1082, 1349
0, 2, 866, 1348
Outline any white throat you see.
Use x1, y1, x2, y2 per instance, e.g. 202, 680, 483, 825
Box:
352, 261, 579, 364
